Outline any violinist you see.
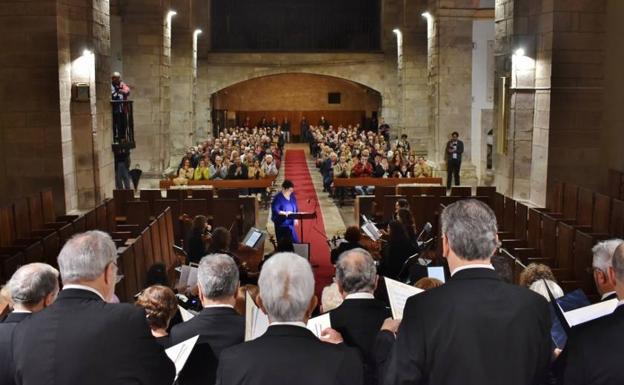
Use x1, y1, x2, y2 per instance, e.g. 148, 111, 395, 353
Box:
330, 226, 365, 265
185, 215, 211, 264
207, 227, 250, 284
396, 208, 418, 248
378, 221, 418, 280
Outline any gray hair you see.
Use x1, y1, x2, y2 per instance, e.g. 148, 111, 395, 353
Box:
335, 248, 376, 294
198, 253, 239, 298
529, 279, 564, 302
441, 199, 500, 261
258, 252, 314, 322
612, 243, 624, 282
7, 263, 59, 305
58, 230, 118, 283
592, 238, 623, 272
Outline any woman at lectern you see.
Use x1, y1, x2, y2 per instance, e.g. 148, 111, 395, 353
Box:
271, 179, 299, 243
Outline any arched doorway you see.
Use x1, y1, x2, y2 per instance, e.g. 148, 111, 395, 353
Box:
210, 73, 382, 139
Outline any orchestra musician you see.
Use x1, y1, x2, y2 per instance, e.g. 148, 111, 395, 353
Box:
271, 180, 300, 243
330, 226, 366, 265
185, 215, 211, 264
378, 221, 418, 280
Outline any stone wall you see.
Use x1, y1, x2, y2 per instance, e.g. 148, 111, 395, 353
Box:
601, 0, 624, 188
0, 0, 66, 214
212, 73, 381, 113
120, 0, 172, 176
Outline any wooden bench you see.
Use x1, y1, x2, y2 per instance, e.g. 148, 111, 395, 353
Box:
334, 177, 442, 187
159, 177, 276, 190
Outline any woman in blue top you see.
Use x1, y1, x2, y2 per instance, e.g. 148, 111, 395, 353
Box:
271, 180, 299, 243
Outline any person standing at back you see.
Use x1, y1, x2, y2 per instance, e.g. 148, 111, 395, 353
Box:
445, 131, 463, 189
11, 231, 175, 385
378, 199, 551, 385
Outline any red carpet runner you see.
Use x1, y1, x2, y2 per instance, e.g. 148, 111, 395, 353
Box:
283, 149, 334, 298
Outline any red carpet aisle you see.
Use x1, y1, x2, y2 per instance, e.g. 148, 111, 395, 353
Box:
283, 150, 334, 298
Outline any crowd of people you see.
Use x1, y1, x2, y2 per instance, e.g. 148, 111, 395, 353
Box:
2, 200, 623, 385
304, 119, 435, 196
172, 124, 283, 186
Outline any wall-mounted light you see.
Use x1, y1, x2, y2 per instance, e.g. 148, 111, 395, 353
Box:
193, 29, 203, 38
82, 49, 93, 57
421, 11, 432, 20
514, 48, 525, 57
166, 10, 177, 24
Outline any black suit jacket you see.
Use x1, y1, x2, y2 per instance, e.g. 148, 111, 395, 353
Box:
1, 313, 30, 385
217, 325, 363, 385
381, 268, 551, 385
601, 292, 617, 302
330, 242, 364, 264
330, 298, 391, 385
557, 305, 624, 385
11, 289, 175, 385
445, 139, 464, 162
170, 307, 244, 385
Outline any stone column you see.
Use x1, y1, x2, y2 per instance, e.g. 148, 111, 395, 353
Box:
426, 1, 479, 185
170, 0, 194, 165
121, 0, 172, 177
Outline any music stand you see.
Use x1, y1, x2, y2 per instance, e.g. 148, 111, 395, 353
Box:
289, 211, 317, 242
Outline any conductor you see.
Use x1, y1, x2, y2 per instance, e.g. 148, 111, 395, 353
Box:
271, 180, 299, 243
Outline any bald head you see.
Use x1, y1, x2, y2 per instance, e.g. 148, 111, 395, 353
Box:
335, 248, 377, 295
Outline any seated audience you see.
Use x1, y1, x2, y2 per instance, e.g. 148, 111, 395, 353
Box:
591, 238, 623, 301
413, 156, 433, 177
557, 243, 624, 385
413, 277, 443, 290
227, 151, 248, 179
330, 226, 365, 265
209, 155, 228, 180
11, 231, 175, 385
377, 200, 551, 385
217, 252, 363, 385
261, 154, 278, 177
135, 285, 178, 348
174, 158, 194, 185
193, 158, 211, 180
1, 263, 59, 385
330, 248, 391, 385
170, 254, 244, 385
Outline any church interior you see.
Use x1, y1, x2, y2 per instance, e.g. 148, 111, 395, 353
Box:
2, 0, 624, 384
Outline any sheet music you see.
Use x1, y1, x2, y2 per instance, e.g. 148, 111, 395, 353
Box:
188, 267, 198, 288
385, 277, 424, 319
362, 222, 381, 242
165, 335, 199, 381
245, 292, 269, 341
563, 298, 618, 327
306, 313, 332, 338
177, 265, 199, 291
178, 305, 197, 322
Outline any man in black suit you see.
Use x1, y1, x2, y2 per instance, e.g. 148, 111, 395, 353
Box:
217, 252, 363, 385
557, 243, 624, 385
226, 151, 248, 180
445, 131, 464, 189
379, 199, 551, 385
330, 248, 391, 385
1, 263, 59, 385
11, 231, 175, 385
170, 253, 244, 385
591, 238, 623, 301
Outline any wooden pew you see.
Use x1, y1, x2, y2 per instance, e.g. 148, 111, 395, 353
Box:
159, 177, 276, 190
181, 199, 209, 219
166, 189, 188, 201
610, 199, 624, 238
113, 189, 135, 218
450, 186, 471, 197
476, 186, 496, 201
125, 201, 151, 229
334, 177, 443, 188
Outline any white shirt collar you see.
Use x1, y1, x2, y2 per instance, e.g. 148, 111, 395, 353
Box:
11, 310, 32, 314
602, 291, 617, 301
451, 264, 495, 277
345, 292, 375, 300
270, 321, 307, 328
204, 304, 234, 309
62, 284, 106, 301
